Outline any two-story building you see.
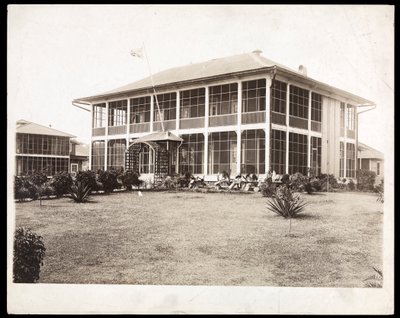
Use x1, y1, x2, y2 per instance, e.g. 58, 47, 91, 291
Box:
15, 119, 88, 176
73, 51, 375, 181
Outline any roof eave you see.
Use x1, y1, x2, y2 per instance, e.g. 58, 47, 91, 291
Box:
74, 65, 375, 107
276, 67, 375, 106
73, 66, 276, 104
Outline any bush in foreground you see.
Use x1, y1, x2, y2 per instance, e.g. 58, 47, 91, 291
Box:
13, 227, 46, 283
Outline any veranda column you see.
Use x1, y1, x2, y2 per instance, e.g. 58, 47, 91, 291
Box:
89, 103, 93, 170
104, 101, 109, 170
307, 90, 312, 175
175, 90, 180, 173
236, 81, 242, 176
150, 95, 154, 132
204, 86, 209, 175
126, 98, 130, 166
265, 76, 271, 174
285, 84, 290, 174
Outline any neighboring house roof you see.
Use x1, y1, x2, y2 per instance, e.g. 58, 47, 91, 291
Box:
16, 120, 76, 138
74, 51, 374, 105
358, 142, 384, 160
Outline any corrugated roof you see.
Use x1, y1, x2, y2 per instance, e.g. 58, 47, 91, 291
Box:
74, 51, 374, 105
132, 131, 183, 144
16, 120, 76, 138
358, 142, 384, 160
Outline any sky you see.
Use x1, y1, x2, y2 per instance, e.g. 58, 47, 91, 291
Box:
8, 5, 394, 153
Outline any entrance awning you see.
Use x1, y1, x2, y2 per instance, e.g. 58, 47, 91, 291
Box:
132, 131, 183, 144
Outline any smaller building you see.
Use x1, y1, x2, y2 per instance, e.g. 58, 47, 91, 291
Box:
70, 140, 90, 175
358, 142, 384, 182
15, 120, 88, 176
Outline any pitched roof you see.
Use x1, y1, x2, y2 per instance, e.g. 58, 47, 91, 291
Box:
74, 51, 374, 105
358, 142, 384, 160
16, 120, 75, 138
132, 131, 183, 144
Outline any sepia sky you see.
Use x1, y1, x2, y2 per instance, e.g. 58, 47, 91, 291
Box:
8, 5, 393, 153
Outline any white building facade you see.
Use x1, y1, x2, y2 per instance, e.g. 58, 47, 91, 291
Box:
74, 51, 374, 181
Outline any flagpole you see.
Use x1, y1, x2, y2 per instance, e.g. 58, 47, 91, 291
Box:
142, 43, 165, 132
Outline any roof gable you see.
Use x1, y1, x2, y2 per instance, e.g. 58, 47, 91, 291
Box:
16, 120, 75, 138
358, 142, 384, 160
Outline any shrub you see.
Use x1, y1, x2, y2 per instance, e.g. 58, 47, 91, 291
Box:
317, 174, 338, 191
281, 174, 290, 185
357, 169, 376, 191
266, 185, 307, 234
26, 171, 48, 186
97, 170, 119, 193
177, 172, 192, 188
347, 179, 355, 191
14, 176, 31, 201
121, 170, 143, 190
260, 177, 277, 197
50, 172, 73, 197
15, 186, 31, 202
364, 267, 383, 288
69, 180, 91, 202
375, 179, 384, 203
76, 170, 98, 192
13, 227, 46, 283
304, 182, 313, 194
289, 172, 308, 192
41, 183, 55, 198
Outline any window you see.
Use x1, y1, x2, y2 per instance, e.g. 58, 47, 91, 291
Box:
242, 79, 266, 113
289, 132, 308, 175
377, 162, 380, 176
270, 80, 287, 114
107, 139, 126, 170
346, 104, 355, 131
310, 136, 321, 176
311, 92, 322, 122
154, 92, 176, 121
241, 129, 265, 174
180, 88, 205, 119
346, 143, 356, 178
340, 102, 345, 137
179, 134, 204, 174
339, 141, 345, 177
16, 134, 69, 156
289, 85, 309, 119
270, 129, 286, 174
208, 131, 237, 175
92, 141, 105, 172
15, 156, 68, 176
130, 96, 150, 123
209, 83, 238, 116
108, 100, 127, 126
138, 143, 154, 174
93, 103, 107, 128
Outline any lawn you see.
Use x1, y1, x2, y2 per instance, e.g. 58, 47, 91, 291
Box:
14, 190, 383, 287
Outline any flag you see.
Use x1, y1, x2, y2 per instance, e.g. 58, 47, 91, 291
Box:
130, 47, 144, 58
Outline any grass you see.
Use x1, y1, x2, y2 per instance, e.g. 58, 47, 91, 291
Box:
14, 190, 383, 287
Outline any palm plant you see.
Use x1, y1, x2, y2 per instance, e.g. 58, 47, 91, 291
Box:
364, 267, 383, 288
266, 185, 307, 235
68, 180, 91, 203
